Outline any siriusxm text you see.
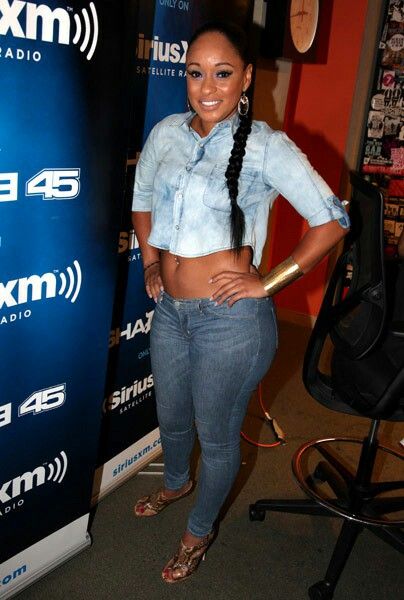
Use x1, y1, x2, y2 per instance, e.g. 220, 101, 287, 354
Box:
136, 33, 187, 63
0, 565, 27, 587
112, 437, 162, 477
103, 375, 154, 412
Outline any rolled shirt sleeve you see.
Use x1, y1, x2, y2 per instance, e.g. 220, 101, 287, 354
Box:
131, 124, 159, 212
263, 131, 350, 229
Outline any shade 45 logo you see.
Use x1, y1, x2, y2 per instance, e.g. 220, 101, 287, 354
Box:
0, 260, 82, 326
0, 0, 99, 61
109, 311, 154, 348
0, 383, 66, 429
0, 169, 80, 202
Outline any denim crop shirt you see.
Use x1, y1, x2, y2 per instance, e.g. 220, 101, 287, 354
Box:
132, 111, 350, 266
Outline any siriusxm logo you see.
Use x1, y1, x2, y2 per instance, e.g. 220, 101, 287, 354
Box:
0, 0, 99, 60
118, 229, 139, 254
103, 374, 154, 413
0, 260, 82, 310
0, 451, 67, 504
137, 33, 188, 63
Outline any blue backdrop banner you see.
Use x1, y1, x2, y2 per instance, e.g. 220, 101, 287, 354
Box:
94, 0, 197, 498
0, 0, 135, 596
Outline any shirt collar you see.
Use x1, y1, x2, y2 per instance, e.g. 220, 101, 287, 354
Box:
178, 110, 240, 139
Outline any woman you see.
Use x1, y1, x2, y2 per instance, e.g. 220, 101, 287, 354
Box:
132, 21, 349, 583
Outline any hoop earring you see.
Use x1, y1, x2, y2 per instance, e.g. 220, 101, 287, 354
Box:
238, 92, 249, 116
187, 97, 192, 112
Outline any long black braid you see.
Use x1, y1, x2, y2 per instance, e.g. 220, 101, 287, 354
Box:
225, 110, 252, 251
188, 20, 253, 253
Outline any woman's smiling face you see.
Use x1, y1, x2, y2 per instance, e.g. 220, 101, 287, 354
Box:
186, 31, 252, 135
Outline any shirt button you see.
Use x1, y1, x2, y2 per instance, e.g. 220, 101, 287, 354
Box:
199, 143, 204, 148
186, 166, 191, 172
175, 225, 179, 230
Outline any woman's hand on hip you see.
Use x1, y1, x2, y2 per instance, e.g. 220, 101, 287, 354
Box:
144, 263, 164, 302
209, 271, 266, 306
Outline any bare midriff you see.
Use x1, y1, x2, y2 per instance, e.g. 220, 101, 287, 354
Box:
160, 247, 252, 298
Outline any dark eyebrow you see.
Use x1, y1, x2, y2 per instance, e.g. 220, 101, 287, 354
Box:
186, 62, 235, 67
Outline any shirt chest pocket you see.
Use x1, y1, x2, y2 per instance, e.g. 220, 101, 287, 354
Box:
203, 164, 259, 213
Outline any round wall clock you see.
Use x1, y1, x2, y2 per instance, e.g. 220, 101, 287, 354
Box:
289, 0, 320, 54
261, 0, 329, 63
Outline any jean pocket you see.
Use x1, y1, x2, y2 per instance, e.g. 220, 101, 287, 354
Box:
203, 297, 259, 320
152, 292, 170, 321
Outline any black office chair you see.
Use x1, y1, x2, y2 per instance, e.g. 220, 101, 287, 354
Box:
249, 172, 404, 599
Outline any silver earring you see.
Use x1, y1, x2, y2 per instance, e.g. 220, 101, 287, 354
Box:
238, 92, 249, 116
187, 97, 192, 112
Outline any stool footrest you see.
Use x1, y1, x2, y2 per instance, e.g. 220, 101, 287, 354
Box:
251, 499, 337, 517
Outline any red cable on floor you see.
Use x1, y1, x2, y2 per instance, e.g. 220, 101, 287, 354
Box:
241, 382, 286, 448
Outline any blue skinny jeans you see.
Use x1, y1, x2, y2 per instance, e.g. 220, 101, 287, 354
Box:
150, 291, 278, 537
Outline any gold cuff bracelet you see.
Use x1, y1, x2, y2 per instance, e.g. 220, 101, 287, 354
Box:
262, 256, 303, 297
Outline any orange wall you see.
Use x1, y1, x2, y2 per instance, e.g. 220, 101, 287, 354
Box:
268, 0, 370, 317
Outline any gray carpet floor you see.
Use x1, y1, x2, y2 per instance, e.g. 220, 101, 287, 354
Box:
18, 321, 404, 600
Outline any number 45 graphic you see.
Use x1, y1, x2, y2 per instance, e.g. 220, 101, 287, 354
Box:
26, 169, 81, 200
0, 384, 66, 429
18, 383, 66, 417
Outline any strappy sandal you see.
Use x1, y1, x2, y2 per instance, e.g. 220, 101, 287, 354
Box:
161, 531, 215, 584
134, 480, 193, 517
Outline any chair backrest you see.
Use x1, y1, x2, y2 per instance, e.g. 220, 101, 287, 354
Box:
330, 172, 386, 358
303, 172, 387, 413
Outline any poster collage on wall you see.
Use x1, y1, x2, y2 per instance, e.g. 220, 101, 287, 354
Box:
361, 0, 404, 253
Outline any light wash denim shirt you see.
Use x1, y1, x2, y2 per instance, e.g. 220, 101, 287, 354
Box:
132, 111, 349, 266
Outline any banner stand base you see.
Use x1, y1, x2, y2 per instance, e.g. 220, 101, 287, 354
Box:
0, 516, 91, 600
92, 449, 162, 505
